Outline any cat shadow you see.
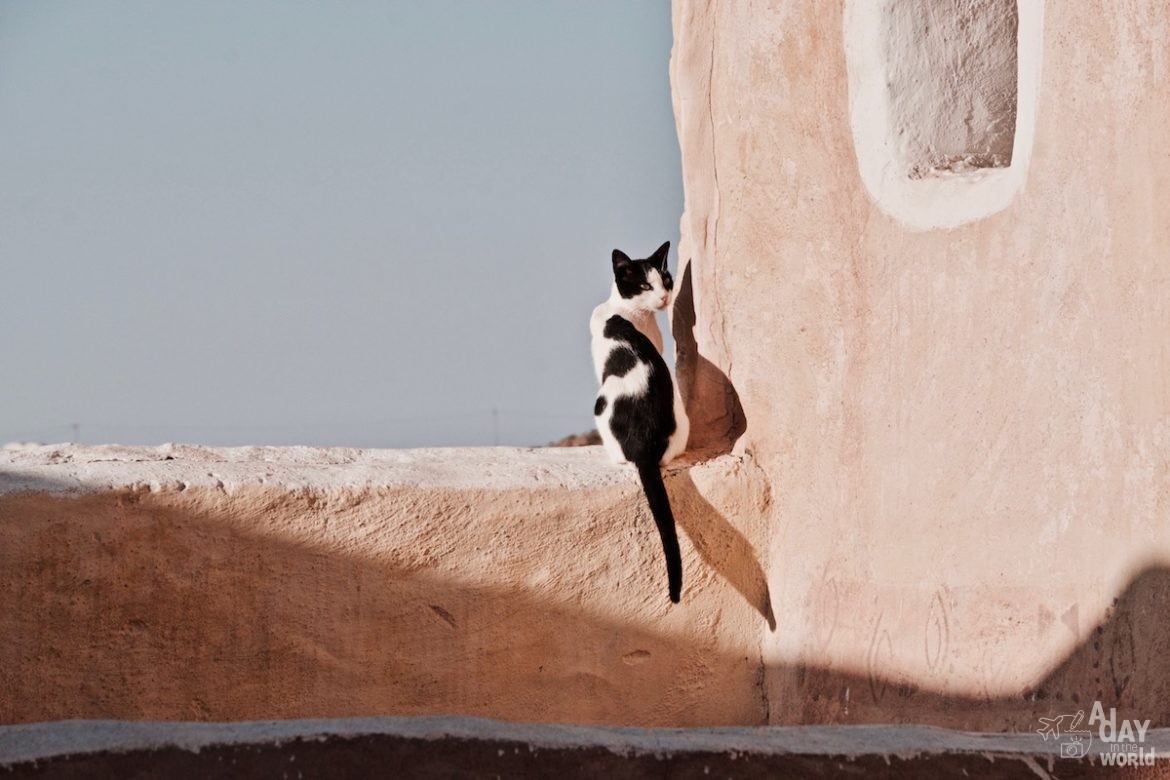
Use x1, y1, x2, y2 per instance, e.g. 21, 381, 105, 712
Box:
667, 469, 776, 631
671, 262, 747, 456
667, 261, 770, 629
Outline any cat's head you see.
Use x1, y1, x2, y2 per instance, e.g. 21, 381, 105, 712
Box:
611, 241, 673, 312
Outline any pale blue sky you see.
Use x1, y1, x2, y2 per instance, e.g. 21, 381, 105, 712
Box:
0, 1, 682, 447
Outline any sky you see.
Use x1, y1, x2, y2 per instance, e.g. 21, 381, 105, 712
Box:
0, 1, 683, 448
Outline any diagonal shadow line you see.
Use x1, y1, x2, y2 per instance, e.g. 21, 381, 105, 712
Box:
668, 470, 775, 631
667, 260, 770, 627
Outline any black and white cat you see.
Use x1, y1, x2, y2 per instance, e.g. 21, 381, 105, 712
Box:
590, 241, 690, 603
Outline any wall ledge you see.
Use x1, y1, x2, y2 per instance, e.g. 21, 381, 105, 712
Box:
0, 443, 730, 496
4, 716, 1166, 777
1, 443, 774, 727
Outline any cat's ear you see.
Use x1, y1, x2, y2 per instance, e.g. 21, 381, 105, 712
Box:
649, 241, 671, 271
612, 249, 633, 271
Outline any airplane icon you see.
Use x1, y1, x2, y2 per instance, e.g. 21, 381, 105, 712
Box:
1036, 715, 1065, 740
1036, 710, 1087, 741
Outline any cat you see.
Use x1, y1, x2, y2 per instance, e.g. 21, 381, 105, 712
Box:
590, 241, 690, 603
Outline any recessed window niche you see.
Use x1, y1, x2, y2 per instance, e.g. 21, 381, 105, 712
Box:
845, 0, 1043, 230
886, 0, 1018, 178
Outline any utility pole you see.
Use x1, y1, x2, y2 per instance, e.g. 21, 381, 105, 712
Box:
71, 422, 80, 442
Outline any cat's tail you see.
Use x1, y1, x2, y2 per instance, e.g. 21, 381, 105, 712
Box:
635, 459, 683, 604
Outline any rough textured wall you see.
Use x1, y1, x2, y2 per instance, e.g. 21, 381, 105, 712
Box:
0, 445, 773, 726
883, 0, 1018, 176
671, 0, 1170, 729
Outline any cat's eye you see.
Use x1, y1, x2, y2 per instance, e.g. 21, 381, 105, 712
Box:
641, 283, 652, 291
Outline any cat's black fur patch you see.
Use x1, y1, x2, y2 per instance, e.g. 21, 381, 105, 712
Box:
594, 396, 606, 416
601, 315, 676, 466
602, 347, 638, 381
612, 242, 673, 299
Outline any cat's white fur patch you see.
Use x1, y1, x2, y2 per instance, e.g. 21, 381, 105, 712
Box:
589, 279, 689, 466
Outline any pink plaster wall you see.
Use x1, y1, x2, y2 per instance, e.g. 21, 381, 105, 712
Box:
671, 0, 1170, 728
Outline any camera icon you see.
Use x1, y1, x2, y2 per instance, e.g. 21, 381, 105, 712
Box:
1060, 736, 1090, 759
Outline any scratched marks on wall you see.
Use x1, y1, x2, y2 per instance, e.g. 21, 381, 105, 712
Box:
1101, 597, 1136, 702
924, 588, 951, 674
865, 612, 895, 704
865, 587, 955, 704
808, 574, 841, 656
805, 579, 961, 707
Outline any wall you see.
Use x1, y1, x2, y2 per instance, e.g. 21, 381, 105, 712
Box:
0, 444, 773, 726
671, 0, 1170, 729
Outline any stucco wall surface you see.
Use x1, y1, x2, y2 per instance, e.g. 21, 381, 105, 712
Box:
0, 444, 774, 726
671, 0, 1170, 729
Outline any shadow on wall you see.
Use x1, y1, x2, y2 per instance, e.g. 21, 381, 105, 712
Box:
0, 470, 774, 727
668, 471, 775, 631
1, 473, 1169, 731
770, 563, 1170, 729
671, 262, 746, 456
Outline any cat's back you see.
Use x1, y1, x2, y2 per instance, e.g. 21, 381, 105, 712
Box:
600, 314, 665, 370
589, 303, 614, 340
